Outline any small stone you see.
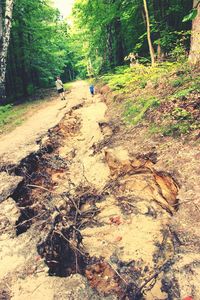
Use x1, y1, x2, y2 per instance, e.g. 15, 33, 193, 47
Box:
115, 236, 122, 242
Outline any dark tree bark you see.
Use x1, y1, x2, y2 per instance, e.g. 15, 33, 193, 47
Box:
106, 23, 114, 68
114, 17, 124, 66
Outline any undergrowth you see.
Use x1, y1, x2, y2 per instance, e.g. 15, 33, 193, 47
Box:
123, 97, 160, 125
101, 61, 200, 138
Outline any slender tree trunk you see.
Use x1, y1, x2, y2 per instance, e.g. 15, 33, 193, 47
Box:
143, 0, 155, 66
0, 0, 14, 102
189, 0, 200, 66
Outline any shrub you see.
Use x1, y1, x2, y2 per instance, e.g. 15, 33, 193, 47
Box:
171, 108, 192, 120
170, 78, 184, 88
163, 122, 191, 137
0, 104, 13, 125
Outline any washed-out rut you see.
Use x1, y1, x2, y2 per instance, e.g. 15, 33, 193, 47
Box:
0, 82, 179, 300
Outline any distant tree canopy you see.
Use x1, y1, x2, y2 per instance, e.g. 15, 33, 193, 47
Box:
6, 0, 78, 100
72, 0, 193, 75
2, 0, 197, 102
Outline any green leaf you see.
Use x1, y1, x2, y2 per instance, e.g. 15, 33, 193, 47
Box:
182, 9, 198, 22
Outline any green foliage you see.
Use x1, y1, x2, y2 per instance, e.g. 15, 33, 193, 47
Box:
148, 123, 162, 134
123, 96, 160, 125
171, 108, 192, 121
63, 83, 72, 91
171, 44, 187, 63
139, 80, 147, 89
0, 105, 13, 126
7, 0, 78, 101
162, 122, 191, 137
170, 78, 184, 88
0, 104, 13, 115
27, 84, 35, 96
183, 9, 198, 22
101, 62, 178, 93
71, 0, 192, 78
172, 87, 194, 99
0, 104, 24, 127
0, 99, 49, 133
5, 0, 194, 102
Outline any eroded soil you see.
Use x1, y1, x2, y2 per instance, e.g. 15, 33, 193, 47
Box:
0, 81, 199, 300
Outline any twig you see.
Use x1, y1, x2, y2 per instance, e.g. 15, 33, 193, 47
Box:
79, 160, 90, 184
14, 211, 47, 228
107, 261, 128, 285
27, 184, 55, 193
135, 260, 170, 296
69, 197, 82, 215
60, 193, 82, 215
53, 230, 86, 256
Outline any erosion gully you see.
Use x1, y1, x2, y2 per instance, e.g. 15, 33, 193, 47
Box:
0, 94, 180, 299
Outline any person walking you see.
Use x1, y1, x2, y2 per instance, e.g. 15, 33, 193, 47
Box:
89, 84, 95, 96
55, 76, 65, 100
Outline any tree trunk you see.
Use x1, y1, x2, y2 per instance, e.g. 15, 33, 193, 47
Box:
0, 0, 14, 102
143, 0, 155, 66
189, 0, 200, 66
114, 17, 124, 66
107, 23, 114, 68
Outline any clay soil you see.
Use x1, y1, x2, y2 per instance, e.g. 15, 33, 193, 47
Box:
0, 81, 199, 300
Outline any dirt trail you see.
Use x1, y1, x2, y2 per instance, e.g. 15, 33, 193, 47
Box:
0, 81, 86, 166
0, 81, 199, 299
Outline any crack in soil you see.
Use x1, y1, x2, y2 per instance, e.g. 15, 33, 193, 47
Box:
0, 94, 180, 299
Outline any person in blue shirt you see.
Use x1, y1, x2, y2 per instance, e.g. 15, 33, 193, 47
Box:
89, 84, 95, 96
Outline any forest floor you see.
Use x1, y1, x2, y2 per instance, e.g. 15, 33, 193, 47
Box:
0, 79, 199, 300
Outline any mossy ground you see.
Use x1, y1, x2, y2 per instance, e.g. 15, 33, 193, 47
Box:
100, 62, 200, 138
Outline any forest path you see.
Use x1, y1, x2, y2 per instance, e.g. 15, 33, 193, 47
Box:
0, 80, 199, 299
0, 81, 88, 166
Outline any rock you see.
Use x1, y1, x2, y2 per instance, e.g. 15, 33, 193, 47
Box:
0, 197, 20, 237
115, 236, 122, 242
104, 147, 154, 177
154, 172, 179, 206
0, 172, 23, 203
104, 147, 132, 176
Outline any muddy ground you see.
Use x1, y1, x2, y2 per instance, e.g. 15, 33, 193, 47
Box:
0, 81, 199, 300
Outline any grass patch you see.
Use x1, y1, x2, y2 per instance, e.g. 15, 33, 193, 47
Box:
100, 61, 199, 138
171, 76, 200, 100
172, 87, 194, 99
64, 82, 72, 91
0, 98, 50, 135
170, 78, 184, 88
148, 123, 163, 134
162, 122, 191, 136
123, 96, 160, 125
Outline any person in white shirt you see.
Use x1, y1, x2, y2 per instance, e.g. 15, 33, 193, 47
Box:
55, 76, 65, 100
